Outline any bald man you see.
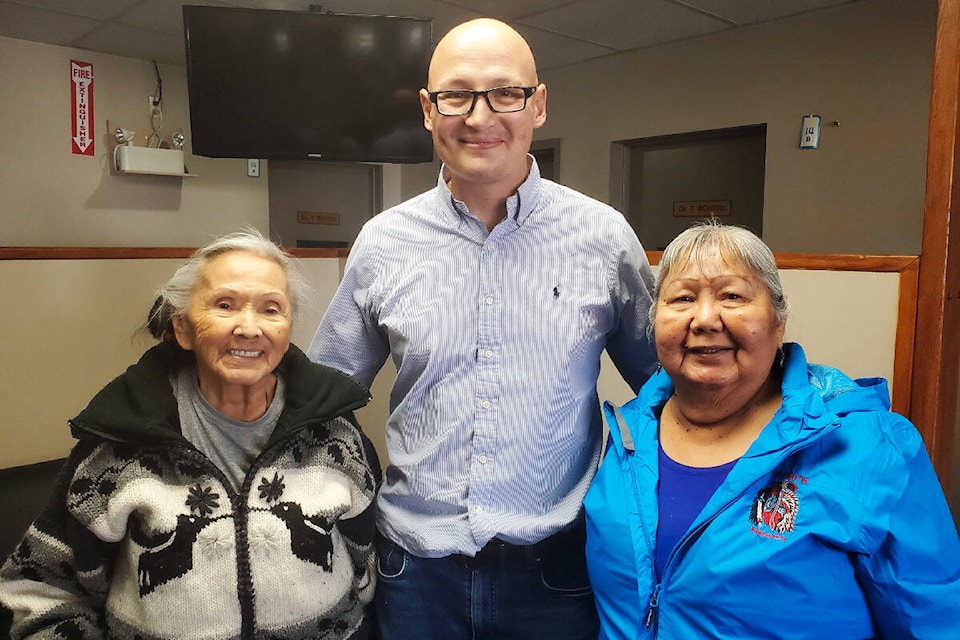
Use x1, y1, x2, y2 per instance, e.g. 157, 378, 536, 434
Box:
309, 18, 657, 639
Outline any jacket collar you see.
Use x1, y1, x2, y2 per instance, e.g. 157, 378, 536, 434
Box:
605, 342, 855, 471
270, 344, 371, 441
70, 341, 370, 446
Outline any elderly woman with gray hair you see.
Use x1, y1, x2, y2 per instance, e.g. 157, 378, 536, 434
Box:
0, 230, 380, 640
584, 222, 960, 639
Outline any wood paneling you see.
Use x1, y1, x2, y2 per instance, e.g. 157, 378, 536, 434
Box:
911, 0, 960, 496
0, 247, 350, 260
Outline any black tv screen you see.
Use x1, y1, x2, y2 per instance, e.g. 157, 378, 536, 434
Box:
183, 6, 433, 163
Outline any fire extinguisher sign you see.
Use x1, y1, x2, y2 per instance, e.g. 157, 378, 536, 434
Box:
71, 60, 94, 156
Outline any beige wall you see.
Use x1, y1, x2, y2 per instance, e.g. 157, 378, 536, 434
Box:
531, 0, 936, 254
0, 36, 269, 247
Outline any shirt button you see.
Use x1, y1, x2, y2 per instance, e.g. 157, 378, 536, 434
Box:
474, 506, 483, 515
484, 349, 493, 358
482, 400, 491, 409
479, 454, 488, 464
485, 296, 494, 305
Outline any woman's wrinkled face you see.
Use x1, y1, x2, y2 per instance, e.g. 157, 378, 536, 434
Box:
173, 251, 292, 396
655, 247, 785, 395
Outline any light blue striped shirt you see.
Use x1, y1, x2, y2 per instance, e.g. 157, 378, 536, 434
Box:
308, 159, 657, 557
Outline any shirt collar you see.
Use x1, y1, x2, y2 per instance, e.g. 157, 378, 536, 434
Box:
513, 156, 542, 225
436, 155, 543, 227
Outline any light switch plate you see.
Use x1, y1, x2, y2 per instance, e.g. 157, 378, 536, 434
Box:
800, 115, 821, 149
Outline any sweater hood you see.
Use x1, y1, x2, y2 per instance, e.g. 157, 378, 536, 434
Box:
69, 341, 370, 445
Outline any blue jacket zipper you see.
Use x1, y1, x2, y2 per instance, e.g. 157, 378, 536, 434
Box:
645, 416, 827, 637
645, 583, 661, 631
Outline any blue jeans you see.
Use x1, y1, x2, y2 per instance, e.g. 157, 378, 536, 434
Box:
373, 520, 599, 640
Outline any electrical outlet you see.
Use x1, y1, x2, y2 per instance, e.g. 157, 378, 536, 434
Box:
149, 95, 162, 119
247, 159, 260, 178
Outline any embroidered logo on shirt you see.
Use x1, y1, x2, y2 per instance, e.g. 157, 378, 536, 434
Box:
749, 479, 800, 540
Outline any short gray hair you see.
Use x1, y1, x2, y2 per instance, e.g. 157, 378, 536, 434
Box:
650, 221, 789, 327
146, 228, 309, 341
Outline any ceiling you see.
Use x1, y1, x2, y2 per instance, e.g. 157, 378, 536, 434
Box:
0, 0, 860, 71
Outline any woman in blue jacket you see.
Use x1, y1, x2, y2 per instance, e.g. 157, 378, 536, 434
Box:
584, 221, 960, 639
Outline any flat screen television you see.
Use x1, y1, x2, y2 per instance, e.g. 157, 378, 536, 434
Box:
183, 6, 433, 163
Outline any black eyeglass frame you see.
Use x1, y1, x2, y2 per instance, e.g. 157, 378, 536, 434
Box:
427, 86, 538, 116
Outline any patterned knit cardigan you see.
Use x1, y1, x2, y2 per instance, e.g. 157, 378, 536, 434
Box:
0, 342, 380, 640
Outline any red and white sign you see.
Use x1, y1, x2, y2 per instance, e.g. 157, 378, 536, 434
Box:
70, 60, 94, 156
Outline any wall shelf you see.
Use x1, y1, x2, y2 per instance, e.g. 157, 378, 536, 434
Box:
107, 119, 196, 177
115, 168, 198, 177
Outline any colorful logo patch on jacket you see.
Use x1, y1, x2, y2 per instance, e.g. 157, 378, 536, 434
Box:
749, 480, 799, 540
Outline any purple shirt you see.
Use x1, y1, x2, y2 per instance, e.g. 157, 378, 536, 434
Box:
656, 444, 736, 579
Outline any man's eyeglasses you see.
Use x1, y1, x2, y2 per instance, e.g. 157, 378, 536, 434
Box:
427, 86, 538, 116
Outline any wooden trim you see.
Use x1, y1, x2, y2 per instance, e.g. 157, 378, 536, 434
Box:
771, 254, 918, 272
892, 258, 920, 417
911, 0, 960, 495
645, 251, 916, 272
0, 247, 350, 260
0, 248, 919, 270
0, 247, 197, 260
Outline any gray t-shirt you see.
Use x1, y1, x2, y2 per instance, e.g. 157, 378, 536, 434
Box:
172, 365, 286, 491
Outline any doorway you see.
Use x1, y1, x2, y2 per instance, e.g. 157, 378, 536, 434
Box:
531, 138, 561, 181
612, 125, 766, 250
268, 160, 382, 249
